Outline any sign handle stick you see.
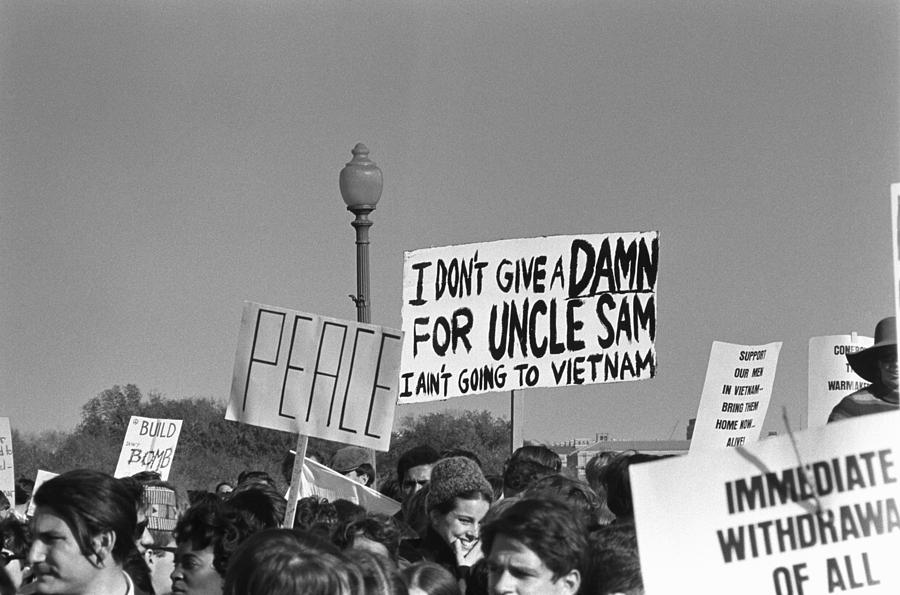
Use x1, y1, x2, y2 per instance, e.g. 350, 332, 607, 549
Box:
510, 390, 524, 454
283, 434, 309, 528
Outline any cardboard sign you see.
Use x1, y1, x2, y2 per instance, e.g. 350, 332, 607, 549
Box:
400, 232, 658, 402
0, 418, 13, 504
808, 335, 873, 429
691, 341, 782, 451
631, 410, 900, 595
295, 457, 400, 516
892, 183, 900, 325
227, 302, 403, 451
25, 469, 58, 518
113, 416, 183, 480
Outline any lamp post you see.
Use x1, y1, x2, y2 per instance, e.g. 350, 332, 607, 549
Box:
339, 142, 383, 324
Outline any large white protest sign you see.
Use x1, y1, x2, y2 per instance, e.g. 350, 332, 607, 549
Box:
632, 410, 900, 595
295, 457, 400, 516
399, 232, 658, 402
25, 469, 58, 518
808, 335, 873, 429
0, 418, 13, 503
227, 302, 403, 451
113, 416, 182, 480
691, 341, 781, 451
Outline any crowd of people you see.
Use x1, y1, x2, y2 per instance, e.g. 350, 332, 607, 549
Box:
0, 318, 894, 594
0, 442, 652, 595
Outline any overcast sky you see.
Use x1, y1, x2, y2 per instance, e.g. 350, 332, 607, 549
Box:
2, 1, 899, 445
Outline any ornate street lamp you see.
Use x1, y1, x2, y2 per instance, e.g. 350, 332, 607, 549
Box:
339, 143, 383, 324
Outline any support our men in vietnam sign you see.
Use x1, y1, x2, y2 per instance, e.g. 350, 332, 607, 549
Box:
399, 232, 658, 402
226, 302, 404, 451
631, 411, 900, 595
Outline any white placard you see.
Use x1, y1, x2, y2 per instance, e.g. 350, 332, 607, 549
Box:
691, 341, 782, 451
0, 418, 13, 503
400, 232, 658, 402
226, 302, 403, 451
807, 335, 873, 429
25, 469, 58, 518
113, 416, 183, 480
296, 458, 400, 516
632, 410, 900, 595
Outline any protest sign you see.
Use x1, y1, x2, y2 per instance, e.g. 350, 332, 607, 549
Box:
227, 302, 403, 451
892, 184, 900, 325
691, 341, 781, 451
0, 418, 13, 503
632, 410, 900, 595
808, 335, 873, 429
113, 416, 182, 480
295, 457, 400, 516
25, 469, 58, 518
399, 232, 658, 402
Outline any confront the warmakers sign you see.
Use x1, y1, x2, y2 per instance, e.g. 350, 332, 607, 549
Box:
399, 232, 658, 403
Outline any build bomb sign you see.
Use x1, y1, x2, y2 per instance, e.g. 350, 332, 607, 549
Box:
114, 416, 183, 480
400, 232, 658, 402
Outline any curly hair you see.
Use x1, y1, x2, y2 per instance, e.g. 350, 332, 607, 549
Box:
174, 498, 253, 576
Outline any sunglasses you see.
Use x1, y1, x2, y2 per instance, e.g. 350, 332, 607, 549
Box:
146, 546, 178, 558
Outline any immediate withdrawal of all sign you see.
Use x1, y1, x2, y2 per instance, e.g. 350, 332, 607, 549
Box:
399, 232, 658, 402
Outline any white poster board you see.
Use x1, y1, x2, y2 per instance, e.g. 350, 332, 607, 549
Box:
400, 232, 658, 402
296, 458, 400, 516
691, 341, 782, 451
25, 469, 58, 518
227, 302, 403, 451
0, 418, 13, 504
632, 410, 900, 595
113, 416, 183, 480
807, 335, 873, 429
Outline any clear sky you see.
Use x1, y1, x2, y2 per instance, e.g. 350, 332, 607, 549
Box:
2, 1, 899, 444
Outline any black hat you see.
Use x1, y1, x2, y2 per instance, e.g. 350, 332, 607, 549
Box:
847, 317, 897, 383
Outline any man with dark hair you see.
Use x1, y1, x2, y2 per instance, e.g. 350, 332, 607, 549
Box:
396, 445, 440, 501
29, 469, 139, 594
330, 446, 376, 488
584, 522, 644, 595
481, 497, 586, 595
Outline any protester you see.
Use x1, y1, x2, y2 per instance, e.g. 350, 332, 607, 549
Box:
602, 452, 667, 523
402, 562, 461, 595
138, 481, 182, 595
29, 469, 139, 595
583, 451, 620, 525
331, 446, 377, 488
508, 444, 562, 473
344, 548, 409, 594
407, 456, 493, 592
293, 496, 339, 539
223, 528, 355, 595
170, 497, 253, 595
501, 458, 554, 499
829, 316, 900, 422
397, 446, 440, 502
0, 516, 31, 593
333, 512, 403, 564
227, 480, 286, 531
583, 522, 643, 595
213, 482, 233, 498
481, 497, 586, 595
523, 474, 603, 530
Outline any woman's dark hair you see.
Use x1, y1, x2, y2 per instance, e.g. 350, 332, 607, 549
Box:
333, 513, 402, 561
429, 489, 492, 516
603, 452, 667, 520
0, 516, 30, 557
401, 561, 461, 595
223, 528, 354, 595
344, 548, 409, 595
509, 444, 562, 472
33, 469, 137, 566
524, 474, 603, 529
227, 482, 286, 531
174, 498, 252, 576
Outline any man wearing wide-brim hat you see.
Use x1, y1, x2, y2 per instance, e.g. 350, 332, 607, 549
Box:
828, 316, 900, 422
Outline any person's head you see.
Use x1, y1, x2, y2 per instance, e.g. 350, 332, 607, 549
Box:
294, 497, 339, 539
439, 449, 482, 469
223, 528, 354, 595
524, 474, 603, 529
509, 445, 562, 473
171, 498, 252, 595
214, 482, 233, 497
402, 561, 461, 595
847, 316, 898, 390
333, 513, 402, 562
227, 481, 286, 531
502, 458, 555, 498
0, 516, 30, 590
331, 447, 376, 487
603, 453, 666, 522
145, 528, 177, 595
584, 523, 643, 595
236, 470, 277, 491
343, 548, 408, 595
397, 446, 440, 501
29, 469, 137, 594
426, 457, 493, 549
481, 497, 587, 595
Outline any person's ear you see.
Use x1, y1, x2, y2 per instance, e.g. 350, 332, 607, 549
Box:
428, 508, 440, 528
556, 569, 580, 595
92, 530, 117, 566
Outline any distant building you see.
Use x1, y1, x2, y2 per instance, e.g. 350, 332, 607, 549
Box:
567, 439, 690, 480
